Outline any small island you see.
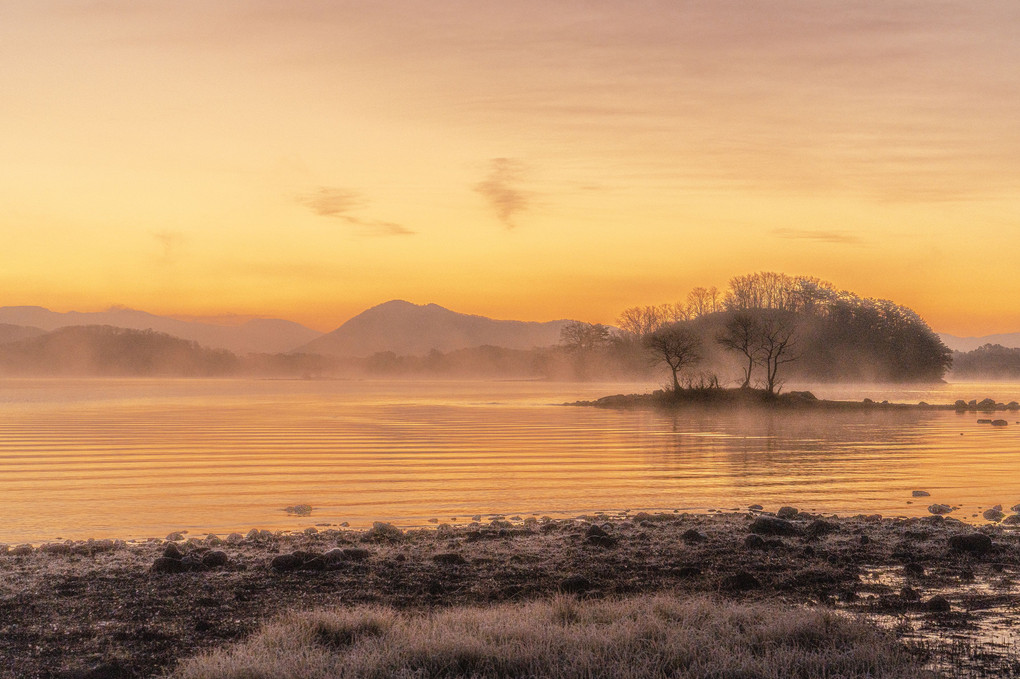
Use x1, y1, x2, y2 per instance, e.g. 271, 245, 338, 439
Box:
571, 387, 1020, 417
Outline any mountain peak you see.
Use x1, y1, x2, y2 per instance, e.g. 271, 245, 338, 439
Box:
299, 301, 573, 357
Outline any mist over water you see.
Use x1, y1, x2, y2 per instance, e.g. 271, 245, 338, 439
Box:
1, 378, 1019, 544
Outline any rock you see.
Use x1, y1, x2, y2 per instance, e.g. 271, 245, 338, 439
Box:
585, 524, 609, 539
722, 570, 761, 591
900, 586, 921, 601
1002, 514, 1020, 525
586, 534, 618, 549
983, 508, 1005, 522
747, 504, 763, 511
991, 419, 1008, 427
1012, 504, 1020, 512
750, 516, 798, 536
151, 556, 187, 574
954, 400, 968, 409
303, 527, 318, 535
270, 553, 303, 572
806, 519, 836, 538
9, 544, 33, 556
928, 504, 954, 515
904, 562, 925, 577
949, 532, 993, 555
433, 552, 468, 566
744, 534, 767, 549
201, 550, 229, 569
366, 521, 404, 541
226, 532, 244, 544
1007, 401, 1020, 410
40, 542, 71, 555
285, 504, 313, 516
977, 419, 992, 424
859, 534, 870, 545
979, 398, 997, 408
559, 575, 592, 594
181, 554, 204, 571
911, 490, 931, 497
680, 528, 706, 543
776, 506, 799, 519
163, 542, 185, 559
245, 529, 261, 541
166, 532, 185, 541
926, 595, 951, 612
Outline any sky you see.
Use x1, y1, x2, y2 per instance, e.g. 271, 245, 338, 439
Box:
2, 1, 1019, 335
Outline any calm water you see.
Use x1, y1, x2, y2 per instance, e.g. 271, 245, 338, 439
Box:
1, 378, 1019, 544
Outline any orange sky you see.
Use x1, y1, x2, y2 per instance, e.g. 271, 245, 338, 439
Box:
2, 2, 1019, 334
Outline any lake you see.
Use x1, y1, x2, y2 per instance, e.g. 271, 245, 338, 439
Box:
1, 378, 1019, 544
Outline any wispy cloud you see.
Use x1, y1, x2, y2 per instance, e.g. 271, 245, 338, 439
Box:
151, 230, 185, 263
474, 158, 530, 228
772, 228, 862, 245
298, 187, 414, 236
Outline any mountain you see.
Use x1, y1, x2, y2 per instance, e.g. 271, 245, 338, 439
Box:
298, 300, 573, 357
939, 332, 1020, 352
0, 306, 321, 354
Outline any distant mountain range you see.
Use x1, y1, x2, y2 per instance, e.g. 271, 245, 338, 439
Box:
939, 333, 1020, 352
0, 306, 321, 355
299, 300, 574, 357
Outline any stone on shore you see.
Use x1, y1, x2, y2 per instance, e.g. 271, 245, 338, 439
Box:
983, 508, 1005, 522
776, 506, 799, 519
948, 533, 993, 555
750, 516, 798, 536
926, 595, 951, 613
911, 490, 930, 497
928, 504, 953, 515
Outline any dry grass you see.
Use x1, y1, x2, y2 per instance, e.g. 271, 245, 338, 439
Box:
172, 594, 929, 679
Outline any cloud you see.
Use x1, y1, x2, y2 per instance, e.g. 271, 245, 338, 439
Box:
772, 228, 862, 245
298, 187, 414, 236
152, 230, 185, 263
473, 158, 530, 228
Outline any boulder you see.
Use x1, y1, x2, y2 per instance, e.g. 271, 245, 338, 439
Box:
40, 542, 71, 555
151, 557, 187, 574
991, 420, 1008, 427
926, 595, 951, 613
1002, 514, 1020, 525
680, 528, 707, 543
201, 550, 229, 569
750, 516, 798, 536
948, 533, 993, 555
747, 504, 763, 511
806, 519, 837, 538
744, 534, 767, 550
928, 504, 953, 515
983, 508, 1005, 522
163, 542, 185, 560
270, 553, 304, 572
166, 532, 185, 541
911, 490, 931, 497
776, 506, 799, 519
9, 544, 33, 556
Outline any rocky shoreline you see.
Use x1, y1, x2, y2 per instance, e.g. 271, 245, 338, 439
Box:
3, 510, 1020, 678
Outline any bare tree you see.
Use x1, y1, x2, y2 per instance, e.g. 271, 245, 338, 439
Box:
716, 312, 760, 388
560, 321, 612, 353
756, 311, 799, 394
644, 323, 702, 392
686, 286, 719, 318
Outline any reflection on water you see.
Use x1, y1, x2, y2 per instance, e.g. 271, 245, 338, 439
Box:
0, 379, 1018, 543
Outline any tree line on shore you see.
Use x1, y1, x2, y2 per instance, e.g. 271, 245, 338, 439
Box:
0, 272, 959, 384
560, 272, 952, 390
